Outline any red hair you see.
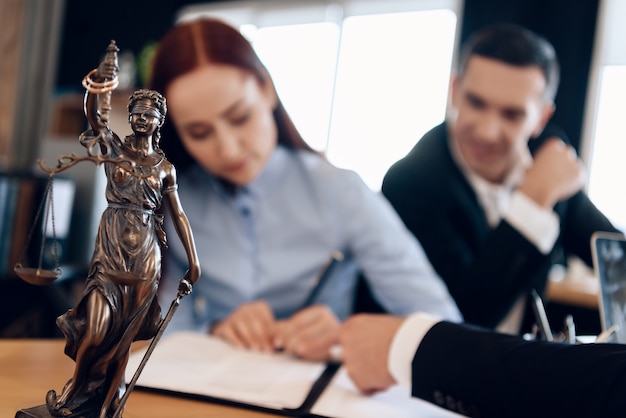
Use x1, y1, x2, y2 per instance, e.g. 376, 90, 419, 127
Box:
148, 18, 315, 170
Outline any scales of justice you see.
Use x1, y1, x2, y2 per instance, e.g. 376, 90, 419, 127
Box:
14, 41, 201, 418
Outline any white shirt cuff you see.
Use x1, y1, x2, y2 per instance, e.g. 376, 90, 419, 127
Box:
388, 312, 440, 386
504, 190, 559, 254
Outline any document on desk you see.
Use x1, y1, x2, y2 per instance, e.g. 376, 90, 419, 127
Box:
125, 332, 463, 417
310, 368, 464, 418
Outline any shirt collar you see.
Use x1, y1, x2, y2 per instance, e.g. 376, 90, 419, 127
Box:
193, 145, 290, 199
245, 145, 289, 197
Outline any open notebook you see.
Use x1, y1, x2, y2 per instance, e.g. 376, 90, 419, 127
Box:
591, 231, 626, 343
125, 332, 464, 418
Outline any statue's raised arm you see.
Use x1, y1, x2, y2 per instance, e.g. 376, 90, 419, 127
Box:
81, 40, 120, 156
38, 41, 124, 174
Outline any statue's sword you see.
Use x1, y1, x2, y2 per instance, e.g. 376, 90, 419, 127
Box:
112, 278, 193, 418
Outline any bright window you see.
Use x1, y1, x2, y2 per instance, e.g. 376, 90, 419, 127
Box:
326, 10, 456, 189
179, 1, 460, 189
587, 66, 626, 230
583, 0, 626, 231
250, 23, 341, 151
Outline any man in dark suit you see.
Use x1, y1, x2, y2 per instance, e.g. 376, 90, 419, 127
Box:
339, 313, 626, 418
382, 23, 619, 332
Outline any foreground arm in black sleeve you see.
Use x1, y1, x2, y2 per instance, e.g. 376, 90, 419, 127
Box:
340, 314, 626, 418
412, 321, 626, 418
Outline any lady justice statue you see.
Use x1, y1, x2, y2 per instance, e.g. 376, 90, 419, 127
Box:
16, 41, 201, 418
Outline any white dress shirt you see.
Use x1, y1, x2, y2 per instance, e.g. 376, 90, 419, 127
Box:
449, 138, 559, 252
450, 137, 559, 333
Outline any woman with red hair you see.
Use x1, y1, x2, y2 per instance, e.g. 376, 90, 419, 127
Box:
149, 17, 461, 362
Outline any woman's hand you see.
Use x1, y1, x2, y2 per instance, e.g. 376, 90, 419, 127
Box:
210, 300, 277, 352
273, 305, 340, 361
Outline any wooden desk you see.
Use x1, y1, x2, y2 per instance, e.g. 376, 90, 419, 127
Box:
1, 339, 282, 418
545, 275, 600, 310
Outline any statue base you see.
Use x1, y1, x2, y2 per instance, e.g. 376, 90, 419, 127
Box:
16, 405, 103, 418
15, 405, 54, 418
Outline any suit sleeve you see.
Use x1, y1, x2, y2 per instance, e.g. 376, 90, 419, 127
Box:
527, 122, 620, 265
382, 126, 620, 328
411, 321, 626, 418
383, 152, 549, 327
559, 191, 621, 265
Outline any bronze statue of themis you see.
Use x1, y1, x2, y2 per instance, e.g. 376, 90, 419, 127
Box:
15, 40, 201, 418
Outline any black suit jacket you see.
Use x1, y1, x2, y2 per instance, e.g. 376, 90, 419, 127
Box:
382, 122, 618, 328
412, 321, 626, 418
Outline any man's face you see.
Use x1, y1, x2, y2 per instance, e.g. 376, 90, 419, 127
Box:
449, 55, 554, 183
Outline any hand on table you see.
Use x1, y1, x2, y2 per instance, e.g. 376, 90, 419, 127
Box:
339, 314, 404, 394
274, 305, 340, 361
212, 302, 340, 361
211, 300, 277, 352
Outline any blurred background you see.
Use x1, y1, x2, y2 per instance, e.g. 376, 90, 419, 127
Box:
0, 0, 623, 337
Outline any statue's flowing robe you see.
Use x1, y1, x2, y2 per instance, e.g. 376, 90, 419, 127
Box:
56, 134, 166, 413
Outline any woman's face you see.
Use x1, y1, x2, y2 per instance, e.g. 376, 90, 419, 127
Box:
166, 64, 278, 186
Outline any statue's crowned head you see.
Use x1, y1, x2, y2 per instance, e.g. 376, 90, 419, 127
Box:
127, 89, 167, 149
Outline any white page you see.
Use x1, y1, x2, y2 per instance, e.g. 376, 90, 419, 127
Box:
311, 367, 466, 418
126, 332, 466, 417
125, 332, 326, 410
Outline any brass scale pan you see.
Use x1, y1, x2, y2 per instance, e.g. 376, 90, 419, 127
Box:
14, 264, 62, 285
14, 264, 145, 286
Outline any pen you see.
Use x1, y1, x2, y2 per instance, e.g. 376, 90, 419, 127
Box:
300, 251, 344, 309
530, 289, 553, 341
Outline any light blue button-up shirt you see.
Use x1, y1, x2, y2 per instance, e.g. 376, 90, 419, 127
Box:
160, 146, 461, 333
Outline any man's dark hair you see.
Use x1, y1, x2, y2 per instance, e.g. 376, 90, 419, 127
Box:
457, 23, 560, 102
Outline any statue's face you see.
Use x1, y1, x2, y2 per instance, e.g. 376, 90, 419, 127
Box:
129, 98, 162, 137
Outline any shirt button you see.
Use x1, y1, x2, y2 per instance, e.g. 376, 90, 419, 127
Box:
445, 395, 457, 410
433, 390, 445, 406
457, 400, 469, 415
240, 207, 251, 216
